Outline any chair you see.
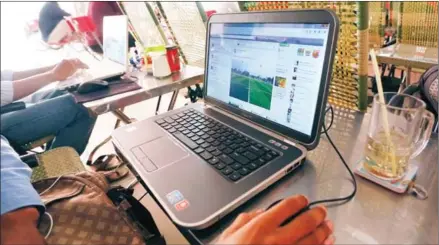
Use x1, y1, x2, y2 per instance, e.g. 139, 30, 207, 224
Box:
21, 147, 86, 183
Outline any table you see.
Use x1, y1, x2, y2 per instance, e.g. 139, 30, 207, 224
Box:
166, 108, 437, 244
83, 65, 204, 122
375, 43, 438, 86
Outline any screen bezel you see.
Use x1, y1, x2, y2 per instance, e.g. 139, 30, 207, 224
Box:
203, 10, 339, 150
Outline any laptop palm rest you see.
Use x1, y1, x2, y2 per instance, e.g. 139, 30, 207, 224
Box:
138, 136, 190, 172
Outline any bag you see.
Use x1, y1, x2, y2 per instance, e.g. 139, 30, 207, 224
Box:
32, 171, 166, 245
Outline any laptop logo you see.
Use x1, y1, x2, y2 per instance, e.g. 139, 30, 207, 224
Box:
166, 190, 184, 205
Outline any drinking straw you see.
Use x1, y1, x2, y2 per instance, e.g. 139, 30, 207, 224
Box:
370, 49, 397, 175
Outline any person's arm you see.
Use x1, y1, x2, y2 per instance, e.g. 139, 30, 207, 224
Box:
0, 136, 46, 245
11, 65, 55, 81
0, 59, 88, 104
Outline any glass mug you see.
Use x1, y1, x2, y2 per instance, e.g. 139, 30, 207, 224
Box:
364, 92, 435, 180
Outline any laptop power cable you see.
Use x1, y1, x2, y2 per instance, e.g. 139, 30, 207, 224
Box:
267, 105, 357, 226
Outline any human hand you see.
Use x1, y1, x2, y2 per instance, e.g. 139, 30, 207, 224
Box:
1, 207, 47, 245
216, 195, 335, 245
50, 58, 89, 81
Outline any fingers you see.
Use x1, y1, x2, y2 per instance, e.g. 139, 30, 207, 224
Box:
270, 205, 327, 244
258, 195, 309, 228
294, 220, 333, 245
219, 209, 264, 239
323, 235, 336, 245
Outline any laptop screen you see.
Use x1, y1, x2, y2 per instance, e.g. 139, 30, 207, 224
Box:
103, 15, 129, 68
206, 23, 330, 136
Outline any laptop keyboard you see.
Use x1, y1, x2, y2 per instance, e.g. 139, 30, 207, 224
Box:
156, 109, 280, 182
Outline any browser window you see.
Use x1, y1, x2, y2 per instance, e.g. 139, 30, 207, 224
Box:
206, 23, 330, 136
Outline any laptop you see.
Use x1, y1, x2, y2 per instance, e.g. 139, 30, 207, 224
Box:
57, 15, 129, 90
112, 10, 339, 229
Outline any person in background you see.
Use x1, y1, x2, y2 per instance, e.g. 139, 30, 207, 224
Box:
38, 2, 72, 43
1, 59, 96, 155
86, 1, 136, 53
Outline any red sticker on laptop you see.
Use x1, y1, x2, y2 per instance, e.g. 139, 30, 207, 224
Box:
175, 199, 190, 211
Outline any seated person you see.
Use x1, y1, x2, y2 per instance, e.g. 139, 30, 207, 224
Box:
38, 2, 73, 44
1, 136, 335, 245
1, 59, 96, 155
85, 1, 136, 53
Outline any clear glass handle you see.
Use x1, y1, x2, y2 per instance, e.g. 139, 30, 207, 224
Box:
411, 111, 435, 159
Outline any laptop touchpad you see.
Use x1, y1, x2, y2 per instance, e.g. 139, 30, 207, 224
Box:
140, 136, 189, 169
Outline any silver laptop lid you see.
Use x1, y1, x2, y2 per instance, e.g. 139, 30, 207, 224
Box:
103, 15, 129, 70
203, 10, 339, 150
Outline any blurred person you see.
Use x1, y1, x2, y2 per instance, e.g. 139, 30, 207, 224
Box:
1, 58, 96, 155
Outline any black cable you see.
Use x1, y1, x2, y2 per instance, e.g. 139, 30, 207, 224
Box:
308, 105, 357, 207
320, 106, 334, 135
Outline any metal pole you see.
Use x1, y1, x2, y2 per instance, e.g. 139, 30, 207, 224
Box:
357, 1, 369, 112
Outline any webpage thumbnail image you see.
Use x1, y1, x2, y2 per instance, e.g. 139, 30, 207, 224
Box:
229, 59, 274, 110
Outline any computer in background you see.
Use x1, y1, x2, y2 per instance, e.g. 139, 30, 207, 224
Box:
112, 10, 339, 229
58, 15, 129, 90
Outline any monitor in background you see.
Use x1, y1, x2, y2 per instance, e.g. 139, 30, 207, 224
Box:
103, 15, 128, 68
206, 23, 330, 136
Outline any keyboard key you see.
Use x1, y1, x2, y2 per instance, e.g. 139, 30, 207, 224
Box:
192, 128, 200, 133
243, 151, 257, 161
207, 131, 216, 135
211, 141, 221, 146
212, 149, 222, 156
231, 152, 249, 165
186, 133, 195, 138
194, 122, 201, 127
208, 157, 219, 165
171, 115, 180, 120
202, 128, 210, 132
188, 126, 195, 130
206, 137, 215, 143
215, 162, 226, 170
200, 151, 213, 160
182, 130, 190, 135
248, 145, 264, 156
229, 172, 241, 181
184, 123, 191, 128
230, 144, 240, 150
221, 167, 233, 176
201, 142, 210, 148
219, 136, 228, 142
225, 140, 233, 145
206, 146, 217, 152
263, 153, 273, 161
201, 134, 210, 139
168, 128, 176, 133
164, 117, 174, 123
196, 139, 205, 144
223, 148, 233, 154
240, 142, 250, 148
191, 136, 200, 141
175, 124, 182, 129
236, 147, 245, 153
257, 158, 267, 166
217, 144, 226, 150
219, 154, 234, 165
239, 167, 250, 176
196, 131, 204, 136
231, 163, 242, 170
173, 132, 198, 149
256, 144, 263, 148
271, 150, 279, 157
212, 134, 221, 139
177, 113, 185, 117
156, 119, 165, 125
235, 139, 243, 144
194, 148, 204, 154
163, 125, 172, 130
248, 162, 259, 170
263, 147, 270, 152
199, 125, 206, 129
